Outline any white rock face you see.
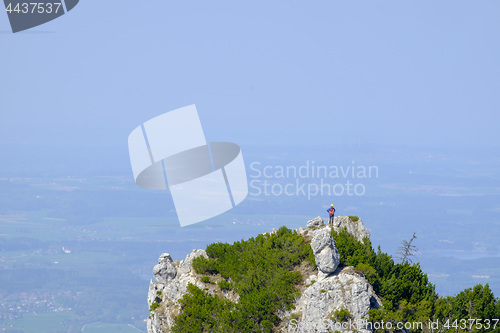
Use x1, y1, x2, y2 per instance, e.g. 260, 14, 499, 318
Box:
284, 219, 378, 332
147, 249, 208, 333
153, 253, 177, 284
333, 216, 371, 242
310, 227, 340, 275
306, 216, 325, 229
288, 267, 380, 333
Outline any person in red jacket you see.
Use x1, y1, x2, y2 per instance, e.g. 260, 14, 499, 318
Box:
327, 204, 335, 226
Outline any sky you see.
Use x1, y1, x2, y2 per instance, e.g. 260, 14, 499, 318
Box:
1, 0, 499, 149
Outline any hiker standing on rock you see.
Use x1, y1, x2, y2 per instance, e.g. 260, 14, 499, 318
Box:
327, 204, 335, 226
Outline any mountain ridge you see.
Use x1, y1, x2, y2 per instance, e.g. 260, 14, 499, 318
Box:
146, 216, 500, 333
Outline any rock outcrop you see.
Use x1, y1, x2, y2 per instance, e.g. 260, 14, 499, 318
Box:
306, 216, 325, 229
147, 249, 208, 333
153, 253, 177, 284
310, 227, 340, 276
147, 216, 377, 333
287, 267, 380, 333
333, 215, 371, 242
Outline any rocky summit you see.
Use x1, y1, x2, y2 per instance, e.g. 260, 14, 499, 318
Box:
147, 216, 379, 333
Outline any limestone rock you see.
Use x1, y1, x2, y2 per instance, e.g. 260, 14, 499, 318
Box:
288, 267, 381, 333
310, 227, 340, 275
153, 253, 177, 284
296, 227, 306, 236
147, 249, 208, 333
333, 215, 370, 242
306, 216, 324, 229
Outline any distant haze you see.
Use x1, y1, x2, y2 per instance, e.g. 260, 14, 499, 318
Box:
1, 0, 499, 148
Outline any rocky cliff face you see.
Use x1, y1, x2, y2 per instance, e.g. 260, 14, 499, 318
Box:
288, 267, 380, 333
147, 249, 209, 333
334, 215, 371, 242
147, 215, 379, 333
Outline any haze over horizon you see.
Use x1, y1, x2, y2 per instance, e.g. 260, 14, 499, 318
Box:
1, 0, 499, 148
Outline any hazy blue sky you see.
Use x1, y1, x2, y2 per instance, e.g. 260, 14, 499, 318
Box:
1, 0, 499, 148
